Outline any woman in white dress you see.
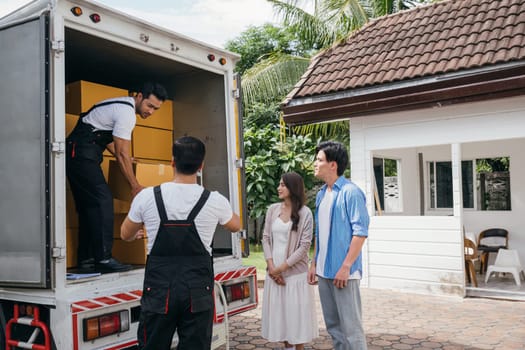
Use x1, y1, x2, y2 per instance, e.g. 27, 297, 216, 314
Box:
261, 172, 318, 350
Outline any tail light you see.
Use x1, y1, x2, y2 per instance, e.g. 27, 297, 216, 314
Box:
223, 281, 251, 303
89, 13, 101, 23
83, 310, 129, 341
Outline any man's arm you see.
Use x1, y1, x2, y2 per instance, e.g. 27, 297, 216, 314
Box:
113, 136, 144, 197
223, 213, 241, 232
105, 142, 116, 156
333, 235, 366, 288
121, 217, 145, 241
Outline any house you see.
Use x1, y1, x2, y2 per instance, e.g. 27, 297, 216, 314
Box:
281, 0, 525, 299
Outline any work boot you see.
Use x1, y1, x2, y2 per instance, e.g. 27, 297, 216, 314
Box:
78, 258, 95, 272
95, 258, 132, 273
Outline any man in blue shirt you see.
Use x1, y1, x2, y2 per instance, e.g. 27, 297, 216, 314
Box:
307, 141, 369, 350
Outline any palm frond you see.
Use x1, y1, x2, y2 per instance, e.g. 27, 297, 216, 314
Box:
267, 0, 335, 49
241, 53, 310, 106
321, 0, 369, 31
293, 120, 349, 142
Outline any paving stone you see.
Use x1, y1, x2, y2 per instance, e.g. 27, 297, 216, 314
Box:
392, 344, 414, 350
222, 286, 525, 350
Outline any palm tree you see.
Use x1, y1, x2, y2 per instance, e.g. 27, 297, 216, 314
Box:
242, 0, 433, 139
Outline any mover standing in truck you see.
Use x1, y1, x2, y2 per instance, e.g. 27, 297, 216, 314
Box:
66, 82, 168, 273
121, 136, 241, 350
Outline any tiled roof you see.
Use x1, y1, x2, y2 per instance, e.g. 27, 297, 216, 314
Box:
285, 0, 525, 102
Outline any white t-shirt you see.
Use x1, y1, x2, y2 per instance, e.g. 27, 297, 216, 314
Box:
316, 189, 360, 280
82, 97, 136, 140
127, 182, 234, 255
316, 190, 332, 278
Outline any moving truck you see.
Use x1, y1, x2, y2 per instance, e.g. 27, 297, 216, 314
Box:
0, 0, 257, 349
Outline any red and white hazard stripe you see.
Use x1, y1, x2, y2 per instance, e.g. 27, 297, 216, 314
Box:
71, 290, 142, 350
214, 266, 258, 323
214, 265, 257, 283
71, 290, 142, 314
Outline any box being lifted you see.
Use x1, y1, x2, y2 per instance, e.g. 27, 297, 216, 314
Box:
108, 160, 174, 202
66, 80, 128, 115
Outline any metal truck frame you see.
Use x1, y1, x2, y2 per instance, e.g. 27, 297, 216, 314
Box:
0, 0, 257, 349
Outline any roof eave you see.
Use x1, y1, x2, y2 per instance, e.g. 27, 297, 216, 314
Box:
282, 62, 525, 125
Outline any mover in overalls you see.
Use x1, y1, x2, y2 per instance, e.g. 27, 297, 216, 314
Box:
66, 82, 168, 273
121, 136, 241, 349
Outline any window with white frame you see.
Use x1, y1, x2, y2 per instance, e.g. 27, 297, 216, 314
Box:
428, 157, 510, 210
373, 157, 402, 212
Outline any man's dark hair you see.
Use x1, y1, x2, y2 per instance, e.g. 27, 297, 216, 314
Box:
315, 141, 348, 176
140, 82, 168, 102
172, 136, 206, 175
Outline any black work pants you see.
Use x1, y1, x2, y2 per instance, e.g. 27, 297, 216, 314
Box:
137, 295, 214, 350
66, 156, 114, 262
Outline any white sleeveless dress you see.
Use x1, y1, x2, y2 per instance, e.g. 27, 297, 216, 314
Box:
261, 218, 318, 344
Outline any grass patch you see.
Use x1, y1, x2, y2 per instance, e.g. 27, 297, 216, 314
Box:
242, 244, 266, 279
242, 243, 315, 280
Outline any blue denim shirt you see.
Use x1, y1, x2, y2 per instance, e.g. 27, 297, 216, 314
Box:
315, 176, 369, 279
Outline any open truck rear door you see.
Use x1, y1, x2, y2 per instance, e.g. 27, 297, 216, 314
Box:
0, 15, 50, 288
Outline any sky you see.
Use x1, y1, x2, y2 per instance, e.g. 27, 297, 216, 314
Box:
0, 0, 279, 48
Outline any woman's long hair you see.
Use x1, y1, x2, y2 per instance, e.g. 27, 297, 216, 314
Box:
281, 172, 305, 232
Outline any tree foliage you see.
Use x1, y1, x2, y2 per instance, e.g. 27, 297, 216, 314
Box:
241, 0, 435, 139
244, 125, 317, 220
225, 23, 310, 76
242, 53, 311, 107
227, 0, 435, 242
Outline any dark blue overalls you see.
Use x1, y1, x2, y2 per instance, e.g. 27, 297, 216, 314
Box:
66, 100, 134, 264
138, 186, 215, 350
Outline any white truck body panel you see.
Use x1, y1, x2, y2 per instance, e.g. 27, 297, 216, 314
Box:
0, 1, 256, 348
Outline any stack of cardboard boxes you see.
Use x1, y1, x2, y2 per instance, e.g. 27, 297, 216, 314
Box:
65, 80, 174, 268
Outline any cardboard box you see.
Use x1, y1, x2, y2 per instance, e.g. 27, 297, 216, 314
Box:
112, 238, 148, 265
65, 113, 79, 136
114, 199, 130, 214
66, 189, 78, 228
108, 160, 173, 201
132, 126, 173, 161
66, 80, 128, 115
136, 99, 173, 130
113, 213, 128, 238
101, 156, 114, 181
66, 228, 79, 268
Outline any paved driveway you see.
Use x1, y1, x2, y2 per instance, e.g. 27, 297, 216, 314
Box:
218, 287, 525, 350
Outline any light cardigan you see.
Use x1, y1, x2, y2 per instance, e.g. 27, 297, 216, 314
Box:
261, 203, 313, 278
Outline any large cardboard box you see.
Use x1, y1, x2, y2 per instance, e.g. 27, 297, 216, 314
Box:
113, 213, 128, 238
112, 238, 148, 265
65, 113, 79, 136
113, 199, 130, 214
108, 160, 173, 201
132, 126, 173, 161
66, 81, 128, 115
101, 156, 114, 181
66, 189, 78, 228
136, 99, 173, 130
66, 228, 79, 268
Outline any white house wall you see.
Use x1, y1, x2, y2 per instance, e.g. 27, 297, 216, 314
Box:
351, 96, 525, 150
350, 95, 525, 297
368, 216, 463, 297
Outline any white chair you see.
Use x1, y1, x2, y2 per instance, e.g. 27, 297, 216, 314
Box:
485, 249, 525, 286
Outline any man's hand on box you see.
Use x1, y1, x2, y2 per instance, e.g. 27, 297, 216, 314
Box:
134, 229, 145, 240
